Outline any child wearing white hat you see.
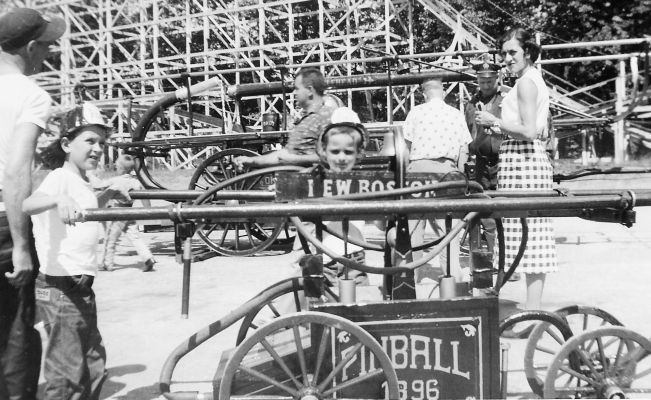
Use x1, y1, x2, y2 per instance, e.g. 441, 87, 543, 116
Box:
23, 103, 130, 399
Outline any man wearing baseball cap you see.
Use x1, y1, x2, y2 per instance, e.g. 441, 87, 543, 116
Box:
0, 7, 66, 400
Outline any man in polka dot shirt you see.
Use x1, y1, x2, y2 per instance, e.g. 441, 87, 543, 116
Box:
403, 78, 472, 171
402, 78, 472, 283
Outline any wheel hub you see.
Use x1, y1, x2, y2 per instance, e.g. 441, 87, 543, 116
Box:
298, 385, 321, 400
600, 379, 626, 399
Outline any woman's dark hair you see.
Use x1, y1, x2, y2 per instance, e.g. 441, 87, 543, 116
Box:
499, 28, 541, 62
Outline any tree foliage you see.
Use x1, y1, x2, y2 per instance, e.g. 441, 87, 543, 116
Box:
437, 0, 651, 100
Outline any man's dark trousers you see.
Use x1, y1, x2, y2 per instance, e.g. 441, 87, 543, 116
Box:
0, 212, 41, 400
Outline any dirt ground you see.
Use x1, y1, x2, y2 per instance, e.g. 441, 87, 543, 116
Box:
34, 174, 651, 399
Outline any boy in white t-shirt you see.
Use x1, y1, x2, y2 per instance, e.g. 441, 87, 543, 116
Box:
23, 103, 130, 400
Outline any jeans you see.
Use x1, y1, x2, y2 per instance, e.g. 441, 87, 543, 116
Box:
0, 211, 41, 400
36, 274, 107, 400
101, 220, 153, 268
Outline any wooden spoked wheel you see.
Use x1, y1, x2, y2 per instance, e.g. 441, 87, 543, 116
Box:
523, 305, 624, 397
189, 149, 288, 256
544, 326, 651, 399
235, 278, 339, 346
219, 311, 399, 400
498, 310, 574, 398
130, 92, 225, 189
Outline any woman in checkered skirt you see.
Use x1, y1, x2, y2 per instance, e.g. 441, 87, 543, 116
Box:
474, 28, 557, 310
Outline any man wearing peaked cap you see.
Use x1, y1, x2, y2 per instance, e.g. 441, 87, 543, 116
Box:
0, 7, 66, 400
465, 60, 504, 190
473, 60, 501, 78
0, 8, 66, 47
463, 59, 505, 276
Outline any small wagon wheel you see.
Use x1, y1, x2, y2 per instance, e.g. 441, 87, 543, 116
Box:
218, 311, 399, 400
498, 310, 574, 398
190, 154, 290, 256
544, 326, 651, 399
523, 305, 624, 397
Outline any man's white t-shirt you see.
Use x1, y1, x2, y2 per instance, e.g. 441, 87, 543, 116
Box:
31, 168, 102, 276
0, 73, 52, 192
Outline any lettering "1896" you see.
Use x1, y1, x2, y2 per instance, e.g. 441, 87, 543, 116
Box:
382, 379, 440, 400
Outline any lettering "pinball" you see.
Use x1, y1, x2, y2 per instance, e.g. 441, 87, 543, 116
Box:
341, 334, 471, 381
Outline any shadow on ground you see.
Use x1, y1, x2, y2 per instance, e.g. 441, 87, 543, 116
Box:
148, 239, 177, 256
37, 364, 149, 400
100, 364, 148, 400
110, 383, 160, 400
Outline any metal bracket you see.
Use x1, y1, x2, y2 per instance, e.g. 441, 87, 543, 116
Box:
175, 221, 196, 240
579, 208, 636, 227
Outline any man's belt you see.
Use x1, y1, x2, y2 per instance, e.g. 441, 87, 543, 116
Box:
424, 157, 456, 164
38, 272, 94, 292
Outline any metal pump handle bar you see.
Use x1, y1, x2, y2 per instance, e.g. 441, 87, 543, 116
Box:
81, 192, 647, 222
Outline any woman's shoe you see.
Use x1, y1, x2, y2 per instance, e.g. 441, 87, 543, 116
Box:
142, 259, 156, 272
508, 272, 521, 282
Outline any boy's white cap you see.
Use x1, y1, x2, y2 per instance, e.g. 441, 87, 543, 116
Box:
60, 102, 111, 135
330, 107, 360, 124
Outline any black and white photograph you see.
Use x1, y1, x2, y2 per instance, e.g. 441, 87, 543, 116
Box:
1, 0, 650, 399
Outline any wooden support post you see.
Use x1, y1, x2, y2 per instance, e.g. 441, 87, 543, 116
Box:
581, 129, 589, 166
613, 60, 627, 165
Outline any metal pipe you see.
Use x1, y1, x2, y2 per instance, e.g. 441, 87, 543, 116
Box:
226, 70, 474, 98
500, 343, 510, 399
127, 187, 651, 202
81, 193, 648, 222
129, 189, 275, 201
538, 52, 647, 65
121, 124, 392, 148
42, 55, 469, 92
482, 189, 651, 197
181, 236, 191, 319
542, 38, 651, 50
